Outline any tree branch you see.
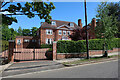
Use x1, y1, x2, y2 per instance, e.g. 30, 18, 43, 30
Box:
2, 2, 10, 8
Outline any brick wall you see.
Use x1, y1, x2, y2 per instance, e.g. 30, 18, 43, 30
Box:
56, 48, 119, 60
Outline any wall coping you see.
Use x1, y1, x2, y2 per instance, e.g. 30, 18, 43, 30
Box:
8, 40, 15, 42
57, 52, 86, 54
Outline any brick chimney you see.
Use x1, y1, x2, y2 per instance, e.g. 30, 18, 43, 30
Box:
91, 18, 96, 30
78, 19, 82, 29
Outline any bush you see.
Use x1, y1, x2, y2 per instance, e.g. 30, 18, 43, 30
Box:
57, 38, 120, 53
40, 44, 52, 48
2, 40, 9, 51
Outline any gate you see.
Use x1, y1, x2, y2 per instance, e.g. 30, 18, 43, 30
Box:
14, 48, 49, 61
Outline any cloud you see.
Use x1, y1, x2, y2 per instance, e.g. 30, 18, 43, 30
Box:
0, 11, 10, 14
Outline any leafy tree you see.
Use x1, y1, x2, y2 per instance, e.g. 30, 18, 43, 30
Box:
69, 27, 83, 41
18, 26, 22, 36
0, 1, 55, 25
22, 29, 31, 36
95, 2, 118, 39
95, 2, 118, 55
2, 24, 11, 40
106, 2, 120, 37
9, 28, 17, 40
31, 27, 38, 36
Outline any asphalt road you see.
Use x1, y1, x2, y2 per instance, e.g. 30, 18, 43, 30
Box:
4, 60, 118, 78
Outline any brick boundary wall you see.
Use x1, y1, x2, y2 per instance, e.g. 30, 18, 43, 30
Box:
56, 48, 120, 60
1, 50, 8, 58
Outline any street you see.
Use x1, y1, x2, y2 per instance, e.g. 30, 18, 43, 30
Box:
4, 60, 118, 78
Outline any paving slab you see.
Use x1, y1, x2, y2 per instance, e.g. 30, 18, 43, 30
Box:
2, 60, 64, 77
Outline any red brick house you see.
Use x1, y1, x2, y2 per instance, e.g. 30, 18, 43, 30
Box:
15, 19, 96, 48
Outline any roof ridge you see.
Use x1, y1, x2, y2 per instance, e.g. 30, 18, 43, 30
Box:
52, 20, 75, 23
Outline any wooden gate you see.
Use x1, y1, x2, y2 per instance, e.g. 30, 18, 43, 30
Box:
13, 48, 49, 61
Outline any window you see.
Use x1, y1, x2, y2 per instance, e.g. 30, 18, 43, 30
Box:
24, 39, 30, 42
70, 23, 74, 27
46, 29, 53, 35
38, 39, 40, 45
59, 30, 62, 35
63, 31, 66, 35
37, 32, 39, 36
46, 38, 52, 44
67, 31, 70, 35
32, 39, 36, 42
52, 21, 56, 25
17, 39, 21, 45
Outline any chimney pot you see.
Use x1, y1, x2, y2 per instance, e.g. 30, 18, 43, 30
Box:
78, 19, 82, 29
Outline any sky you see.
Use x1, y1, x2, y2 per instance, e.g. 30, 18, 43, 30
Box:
8, 2, 102, 30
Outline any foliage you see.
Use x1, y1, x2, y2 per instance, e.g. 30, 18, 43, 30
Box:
31, 27, 38, 36
95, 2, 118, 40
2, 24, 11, 40
22, 29, 31, 36
1, 2, 55, 25
2, 40, 8, 51
57, 38, 120, 53
69, 27, 83, 41
40, 44, 52, 48
17, 26, 22, 36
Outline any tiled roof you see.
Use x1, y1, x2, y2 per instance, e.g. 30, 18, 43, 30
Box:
40, 20, 79, 30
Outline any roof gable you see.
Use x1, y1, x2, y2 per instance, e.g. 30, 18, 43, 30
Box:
56, 24, 73, 30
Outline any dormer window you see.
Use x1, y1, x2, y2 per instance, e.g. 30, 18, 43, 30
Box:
70, 23, 74, 27
52, 21, 56, 25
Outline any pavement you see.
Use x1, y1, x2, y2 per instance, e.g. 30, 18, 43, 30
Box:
55, 52, 119, 63
3, 60, 118, 78
2, 60, 64, 77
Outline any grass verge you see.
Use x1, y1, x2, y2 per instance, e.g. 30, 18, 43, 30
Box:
62, 55, 119, 66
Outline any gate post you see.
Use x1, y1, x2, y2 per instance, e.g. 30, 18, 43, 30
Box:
8, 40, 15, 62
53, 41, 57, 61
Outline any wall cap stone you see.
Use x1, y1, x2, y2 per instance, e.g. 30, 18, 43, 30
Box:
8, 40, 15, 42
53, 41, 57, 43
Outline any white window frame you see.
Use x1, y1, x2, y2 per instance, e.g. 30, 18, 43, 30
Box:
46, 29, 53, 35
17, 39, 21, 45
46, 38, 52, 44
37, 32, 39, 36
70, 23, 74, 27
24, 39, 30, 42
63, 31, 66, 35
52, 21, 56, 25
59, 30, 62, 35
67, 31, 70, 35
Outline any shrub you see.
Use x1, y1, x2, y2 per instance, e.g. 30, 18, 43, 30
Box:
40, 44, 52, 48
57, 38, 120, 53
2, 40, 9, 51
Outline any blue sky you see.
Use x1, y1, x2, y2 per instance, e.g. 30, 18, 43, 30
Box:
9, 2, 101, 30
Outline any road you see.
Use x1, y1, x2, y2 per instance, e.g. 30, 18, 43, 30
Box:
4, 60, 118, 78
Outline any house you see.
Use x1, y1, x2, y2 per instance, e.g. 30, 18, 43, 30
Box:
15, 18, 96, 48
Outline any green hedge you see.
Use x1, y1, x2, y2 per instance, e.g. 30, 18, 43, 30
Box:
57, 38, 120, 53
40, 44, 52, 48
2, 40, 9, 51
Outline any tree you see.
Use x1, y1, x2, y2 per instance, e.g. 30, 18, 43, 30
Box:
95, 2, 118, 39
10, 28, 17, 40
22, 29, 31, 36
106, 2, 120, 38
2, 24, 11, 40
69, 27, 83, 41
0, 1, 55, 25
95, 2, 118, 56
18, 26, 22, 36
31, 27, 38, 36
